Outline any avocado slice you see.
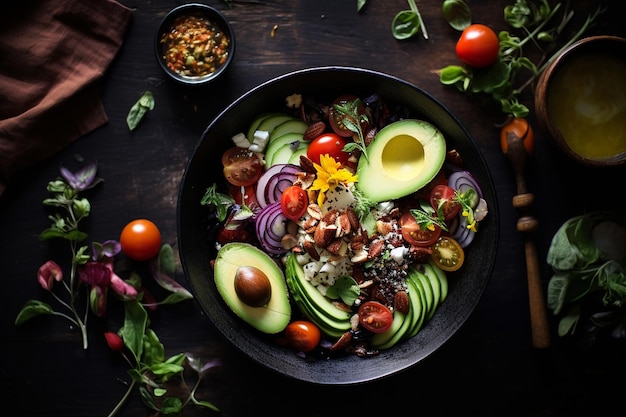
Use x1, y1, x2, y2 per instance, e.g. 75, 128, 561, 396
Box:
213, 243, 291, 334
268, 119, 307, 142
285, 254, 352, 337
356, 119, 447, 202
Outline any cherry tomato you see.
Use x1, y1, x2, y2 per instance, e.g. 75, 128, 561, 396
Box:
228, 183, 260, 210
120, 219, 162, 261
280, 185, 308, 221
358, 301, 393, 333
431, 236, 465, 272
500, 117, 534, 155
456, 24, 500, 68
306, 133, 350, 165
399, 211, 442, 247
222, 147, 263, 187
328, 94, 367, 137
430, 184, 461, 221
216, 226, 254, 245
284, 320, 321, 353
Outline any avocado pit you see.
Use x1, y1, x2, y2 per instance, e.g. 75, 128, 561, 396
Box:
234, 265, 272, 307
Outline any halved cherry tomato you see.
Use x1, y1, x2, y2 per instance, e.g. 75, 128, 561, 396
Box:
430, 184, 461, 221
431, 236, 465, 272
120, 219, 162, 261
358, 301, 393, 333
306, 133, 350, 165
456, 24, 500, 68
284, 320, 321, 353
399, 211, 442, 247
328, 94, 367, 138
228, 183, 259, 210
500, 117, 534, 155
280, 185, 308, 221
222, 147, 263, 187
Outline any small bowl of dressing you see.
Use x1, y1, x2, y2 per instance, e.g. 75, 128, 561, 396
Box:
534, 35, 626, 167
155, 3, 235, 85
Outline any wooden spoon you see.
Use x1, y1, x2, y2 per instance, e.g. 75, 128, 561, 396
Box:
503, 128, 551, 349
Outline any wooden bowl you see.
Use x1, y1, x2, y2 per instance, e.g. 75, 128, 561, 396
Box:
534, 36, 626, 167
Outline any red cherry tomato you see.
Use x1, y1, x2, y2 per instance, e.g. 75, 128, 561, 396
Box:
306, 133, 350, 165
399, 211, 442, 247
358, 301, 393, 333
500, 117, 534, 155
216, 226, 255, 245
328, 94, 367, 138
280, 185, 308, 221
430, 184, 461, 221
431, 236, 465, 272
284, 320, 321, 352
222, 147, 263, 187
455, 24, 500, 68
228, 183, 260, 210
120, 219, 162, 261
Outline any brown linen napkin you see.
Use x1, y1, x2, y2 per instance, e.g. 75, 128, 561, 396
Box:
0, 0, 132, 197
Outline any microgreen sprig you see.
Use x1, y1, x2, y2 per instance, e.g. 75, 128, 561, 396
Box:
410, 207, 448, 232
333, 98, 370, 161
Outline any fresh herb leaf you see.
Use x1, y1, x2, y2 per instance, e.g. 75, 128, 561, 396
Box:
126, 91, 155, 131
442, 0, 472, 31
332, 98, 370, 161
201, 183, 236, 222
392, 0, 428, 40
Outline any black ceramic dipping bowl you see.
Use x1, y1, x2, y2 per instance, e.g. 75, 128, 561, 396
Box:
177, 67, 499, 384
155, 3, 235, 85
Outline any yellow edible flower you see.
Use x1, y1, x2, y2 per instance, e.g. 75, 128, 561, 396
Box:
309, 154, 358, 206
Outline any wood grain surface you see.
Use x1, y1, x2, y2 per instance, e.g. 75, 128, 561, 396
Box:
2, 1, 625, 416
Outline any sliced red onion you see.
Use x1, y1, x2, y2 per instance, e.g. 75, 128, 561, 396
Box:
448, 170, 483, 198
255, 201, 288, 254
451, 213, 476, 248
255, 163, 301, 208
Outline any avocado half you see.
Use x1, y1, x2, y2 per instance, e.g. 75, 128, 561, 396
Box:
213, 242, 291, 334
356, 119, 446, 202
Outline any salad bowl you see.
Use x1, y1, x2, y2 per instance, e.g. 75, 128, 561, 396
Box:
177, 66, 499, 384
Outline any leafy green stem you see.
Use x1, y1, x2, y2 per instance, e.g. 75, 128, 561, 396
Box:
107, 379, 137, 417
516, 5, 604, 95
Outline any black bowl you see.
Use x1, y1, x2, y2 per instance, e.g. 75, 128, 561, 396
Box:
155, 3, 235, 85
177, 67, 499, 384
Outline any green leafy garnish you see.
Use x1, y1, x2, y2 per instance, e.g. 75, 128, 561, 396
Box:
392, 0, 428, 40
126, 91, 155, 131
201, 183, 236, 222
333, 98, 370, 161
438, 0, 605, 119
442, 0, 471, 31
410, 207, 448, 232
325, 275, 360, 306
546, 212, 626, 344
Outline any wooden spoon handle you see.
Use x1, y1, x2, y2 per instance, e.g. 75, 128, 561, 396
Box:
523, 233, 551, 349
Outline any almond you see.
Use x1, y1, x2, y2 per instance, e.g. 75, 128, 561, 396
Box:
303, 121, 327, 141
394, 291, 410, 314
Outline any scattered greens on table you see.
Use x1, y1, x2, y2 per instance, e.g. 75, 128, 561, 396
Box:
438, 0, 605, 119
546, 212, 626, 347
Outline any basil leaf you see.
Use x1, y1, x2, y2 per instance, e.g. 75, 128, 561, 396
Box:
126, 91, 155, 131
391, 10, 420, 40
442, 0, 471, 31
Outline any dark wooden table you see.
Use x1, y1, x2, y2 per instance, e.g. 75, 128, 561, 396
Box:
2, 1, 626, 416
